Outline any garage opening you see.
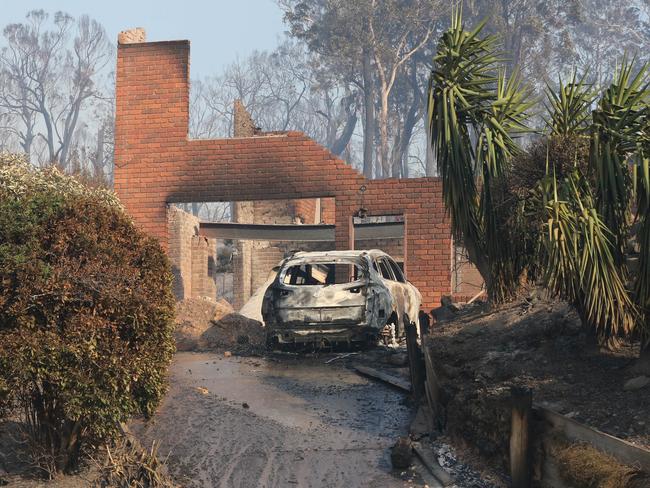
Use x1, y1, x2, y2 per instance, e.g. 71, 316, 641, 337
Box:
168, 201, 411, 312
167, 198, 337, 309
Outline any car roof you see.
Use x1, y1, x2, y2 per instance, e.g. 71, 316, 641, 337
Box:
287, 249, 390, 260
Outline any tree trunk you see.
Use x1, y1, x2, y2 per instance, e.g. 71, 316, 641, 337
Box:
362, 50, 375, 178
425, 124, 435, 176
461, 236, 491, 298
391, 83, 420, 178
20, 103, 35, 161
402, 139, 410, 178
21, 131, 34, 162
330, 110, 357, 156
379, 90, 390, 178
389, 123, 403, 178
42, 109, 56, 165
94, 124, 104, 177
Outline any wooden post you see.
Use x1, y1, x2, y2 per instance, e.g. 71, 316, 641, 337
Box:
418, 310, 430, 336
422, 340, 444, 431
510, 386, 532, 488
405, 322, 425, 401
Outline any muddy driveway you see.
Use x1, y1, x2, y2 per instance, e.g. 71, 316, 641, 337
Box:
132, 352, 420, 488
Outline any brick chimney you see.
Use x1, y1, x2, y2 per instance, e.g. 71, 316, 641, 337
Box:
118, 27, 146, 45
233, 99, 261, 137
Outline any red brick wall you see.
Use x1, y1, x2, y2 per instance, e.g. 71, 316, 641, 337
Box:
320, 197, 336, 224
354, 238, 403, 262
293, 198, 317, 224
114, 40, 452, 309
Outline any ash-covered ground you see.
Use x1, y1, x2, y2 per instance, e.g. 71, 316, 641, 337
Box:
131, 352, 422, 488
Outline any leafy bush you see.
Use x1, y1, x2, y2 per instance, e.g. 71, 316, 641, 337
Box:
0, 154, 175, 474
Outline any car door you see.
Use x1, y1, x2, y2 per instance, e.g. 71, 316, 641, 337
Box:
365, 257, 393, 329
385, 256, 420, 325
375, 256, 409, 326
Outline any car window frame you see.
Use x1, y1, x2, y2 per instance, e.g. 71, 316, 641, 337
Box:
281, 261, 365, 286
376, 258, 395, 281
387, 257, 406, 283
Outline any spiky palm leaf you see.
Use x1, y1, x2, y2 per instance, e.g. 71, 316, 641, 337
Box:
541, 69, 643, 343
479, 70, 535, 299
634, 116, 650, 345
427, 10, 497, 248
545, 71, 595, 137
590, 59, 649, 253
536, 168, 637, 342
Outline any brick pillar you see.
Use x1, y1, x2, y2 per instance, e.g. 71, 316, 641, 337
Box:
113, 38, 190, 246
206, 237, 218, 299
188, 236, 217, 300
191, 236, 207, 299
167, 206, 199, 300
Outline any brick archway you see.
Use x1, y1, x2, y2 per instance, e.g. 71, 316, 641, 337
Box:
113, 35, 451, 309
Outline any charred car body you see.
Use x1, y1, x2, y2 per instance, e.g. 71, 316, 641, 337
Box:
262, 250, 421, 346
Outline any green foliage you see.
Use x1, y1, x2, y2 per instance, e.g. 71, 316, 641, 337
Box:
535, 169, 637, 341
428, 14, 650, 347
529, 63, 650, 345
427, 8, 533, 302
634, 105, 650, 345
590, 58, 649, 253
544, 71, 595, 137
0, 154, 175, 474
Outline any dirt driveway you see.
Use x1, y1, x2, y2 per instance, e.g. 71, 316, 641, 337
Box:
132, 352, 422, 488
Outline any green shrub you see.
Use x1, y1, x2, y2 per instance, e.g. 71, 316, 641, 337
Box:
0, 154, 175, 474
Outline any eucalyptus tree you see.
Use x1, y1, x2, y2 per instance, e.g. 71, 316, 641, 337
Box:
0, 10, 113, 168
281, 0, 447, 178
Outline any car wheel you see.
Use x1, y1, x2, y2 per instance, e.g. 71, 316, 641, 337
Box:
266, 331, 278, 351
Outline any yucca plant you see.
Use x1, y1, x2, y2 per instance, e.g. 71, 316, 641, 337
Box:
427, 8, 533, 302
538, 64, 650, 349
429, 13, 650, 351
544, 71, 595, 137
537, 73, 640, 346
634, 115, 650, 358
536, 168, 637, 345
590, 58, 649, 256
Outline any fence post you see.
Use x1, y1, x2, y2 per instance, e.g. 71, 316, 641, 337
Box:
510, 386, 533, 488
405, 322, 425, 401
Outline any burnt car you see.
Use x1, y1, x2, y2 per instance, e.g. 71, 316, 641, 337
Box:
262, 250, 421, 347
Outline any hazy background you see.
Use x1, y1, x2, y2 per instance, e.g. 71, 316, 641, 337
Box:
2, 0, 286, 77
1, 1, 649, 183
